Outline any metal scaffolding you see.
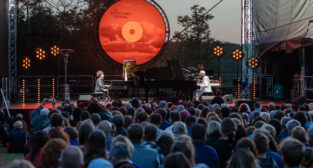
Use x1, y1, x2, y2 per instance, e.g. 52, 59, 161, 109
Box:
8, 0, 17, 101
241, 0, 254, 96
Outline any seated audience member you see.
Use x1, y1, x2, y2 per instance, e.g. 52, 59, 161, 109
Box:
0, 112, 9, 146
84, 130, 113, 168
185, 115, 197, 136
286, 120, 301, 136
44, 113, 64, 133
170, 141, 196, 166
150, 113, 164, 136
156, 108, 171, 130
211, 90, 224, 105
143, 124, 164, 164
25, 131, 49, 168
90, 113, 101, 126
64, 127, 79, 146
280, 138, 305, 168
110, 142, 140, 168
8, 121, 26, 153
31, 107, 50, 131
97, 120, 115, 150
59, 146, 83, 168
302, 147, 313, 168
206, 120, 221, 146
48, 127, 70, 145
164, 152, 191, 168
253, 132, 278, 168
111, 135, 135, 156
78, 119, 95, 150
41, 138, 68, 168
235, 137, 258, 158
15, 113, 29, 135
213, 118, 236, 168
172, 121, 187, 139
128, 124, 160, 168
112, 114, 127, 136
191, 123, 219, 168
227, 149, 257, 168
157, 132, 175, 158
292, 126, 309, 146
8, 159, 35, 168
165, 111, 181, 133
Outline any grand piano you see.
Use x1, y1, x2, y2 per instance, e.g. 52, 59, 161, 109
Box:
106, 60, 220, 101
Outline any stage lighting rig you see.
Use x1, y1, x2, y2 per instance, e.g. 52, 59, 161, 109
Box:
51, 45, 60, 56
22, 57, 31, 70
213, 45, 224, 84
232, 49, 243, 61
247, 57, 259, 69
35, 48, 46, 60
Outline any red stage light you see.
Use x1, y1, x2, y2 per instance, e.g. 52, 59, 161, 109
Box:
98, 0, 167, 65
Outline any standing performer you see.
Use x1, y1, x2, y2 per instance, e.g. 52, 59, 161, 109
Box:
95, 70, 110, 101
193, 70, 212, 100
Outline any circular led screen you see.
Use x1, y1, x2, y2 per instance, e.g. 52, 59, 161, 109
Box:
99, 0, 167, 65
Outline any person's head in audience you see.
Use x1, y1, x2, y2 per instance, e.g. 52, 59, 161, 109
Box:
80, 111, 90, 121
286, 119, 301, 135
41, 138, 68, 168
13, 121, 23, 130
164, 152, 191, 168
144, 124, 157, 142
227, 149, 256, 168
128, 124, 143, 144
110, 142, 132, 165
112, 114, 124, 128
49, 127, 70, 145
253, 132, 269, 158
191, 123, 206, 141
50, 113, 64, 128
172, 122, 187, 136
292, 126, 308, 144
135, 112, 149, 123
157, 132, 174, 157
150, 113, 162, 127
59, 146, 83, 168
84, 130, 108, 167
111, 135, 134, 156
236, 137, 258, 158
90, 113, 101, 126
171, 141, 195, 165
79, 119, 95, 146
206, 120, 221, 138
280, 138, 305, 167
169, 110, 181, 123
221, 118, 237, 141
97, 120, 114, 137
8, 159, 34, 168
64, 127, 78, 142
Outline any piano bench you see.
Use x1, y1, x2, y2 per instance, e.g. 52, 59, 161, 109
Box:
200, 92, 214, 103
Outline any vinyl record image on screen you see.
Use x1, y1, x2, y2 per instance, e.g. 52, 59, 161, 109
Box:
99, 0, 168, 65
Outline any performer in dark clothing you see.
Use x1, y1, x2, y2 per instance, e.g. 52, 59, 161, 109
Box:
95, 71, 110, 101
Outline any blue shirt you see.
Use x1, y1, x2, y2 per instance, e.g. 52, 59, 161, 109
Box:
267, 150, 284, 168
132, 143, 160, 168
193, 141, 219, 168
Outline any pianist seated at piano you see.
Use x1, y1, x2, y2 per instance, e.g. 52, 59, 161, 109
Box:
95, 70, 110, 101
193, 70, 213, 100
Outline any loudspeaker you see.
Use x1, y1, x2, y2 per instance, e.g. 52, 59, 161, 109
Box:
236, 100, 255, 109
222, 94, 233, 104
77, 95, 93, 104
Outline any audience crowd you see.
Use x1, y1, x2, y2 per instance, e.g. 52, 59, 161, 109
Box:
1, 97, 313, 168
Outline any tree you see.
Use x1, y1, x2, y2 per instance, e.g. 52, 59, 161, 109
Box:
174, 4, 214, 44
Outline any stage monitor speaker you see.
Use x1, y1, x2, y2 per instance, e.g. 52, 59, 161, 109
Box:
236, 100, 255, 110
167, 59, 184, 80
77, 95, 93, 104
222, 94, 233, 104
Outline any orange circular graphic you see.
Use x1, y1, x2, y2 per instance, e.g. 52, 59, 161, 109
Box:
122, 21, 143, 42
99, 0, 167, 65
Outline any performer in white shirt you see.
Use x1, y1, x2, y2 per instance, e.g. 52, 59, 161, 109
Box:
193, 70, 212, 100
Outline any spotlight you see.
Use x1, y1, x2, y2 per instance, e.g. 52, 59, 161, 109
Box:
232, 49, 243, 61
247, 57, 260, 69
22, 57, 31, 69
35, 48, 46, 60
213, 45, 224, 57
51, 45, 60, 56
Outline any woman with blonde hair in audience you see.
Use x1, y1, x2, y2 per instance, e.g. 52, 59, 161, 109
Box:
292, 126, 309, 146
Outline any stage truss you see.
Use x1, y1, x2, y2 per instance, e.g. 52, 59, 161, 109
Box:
8, 0, 18, 100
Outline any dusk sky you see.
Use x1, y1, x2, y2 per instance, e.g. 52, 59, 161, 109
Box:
155, 0, 241, 44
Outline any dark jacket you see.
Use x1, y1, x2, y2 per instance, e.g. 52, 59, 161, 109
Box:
8, 129, 26, 153
193, 140, 219, 168
95, 78, 105, 93
212, 139, 234, 168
